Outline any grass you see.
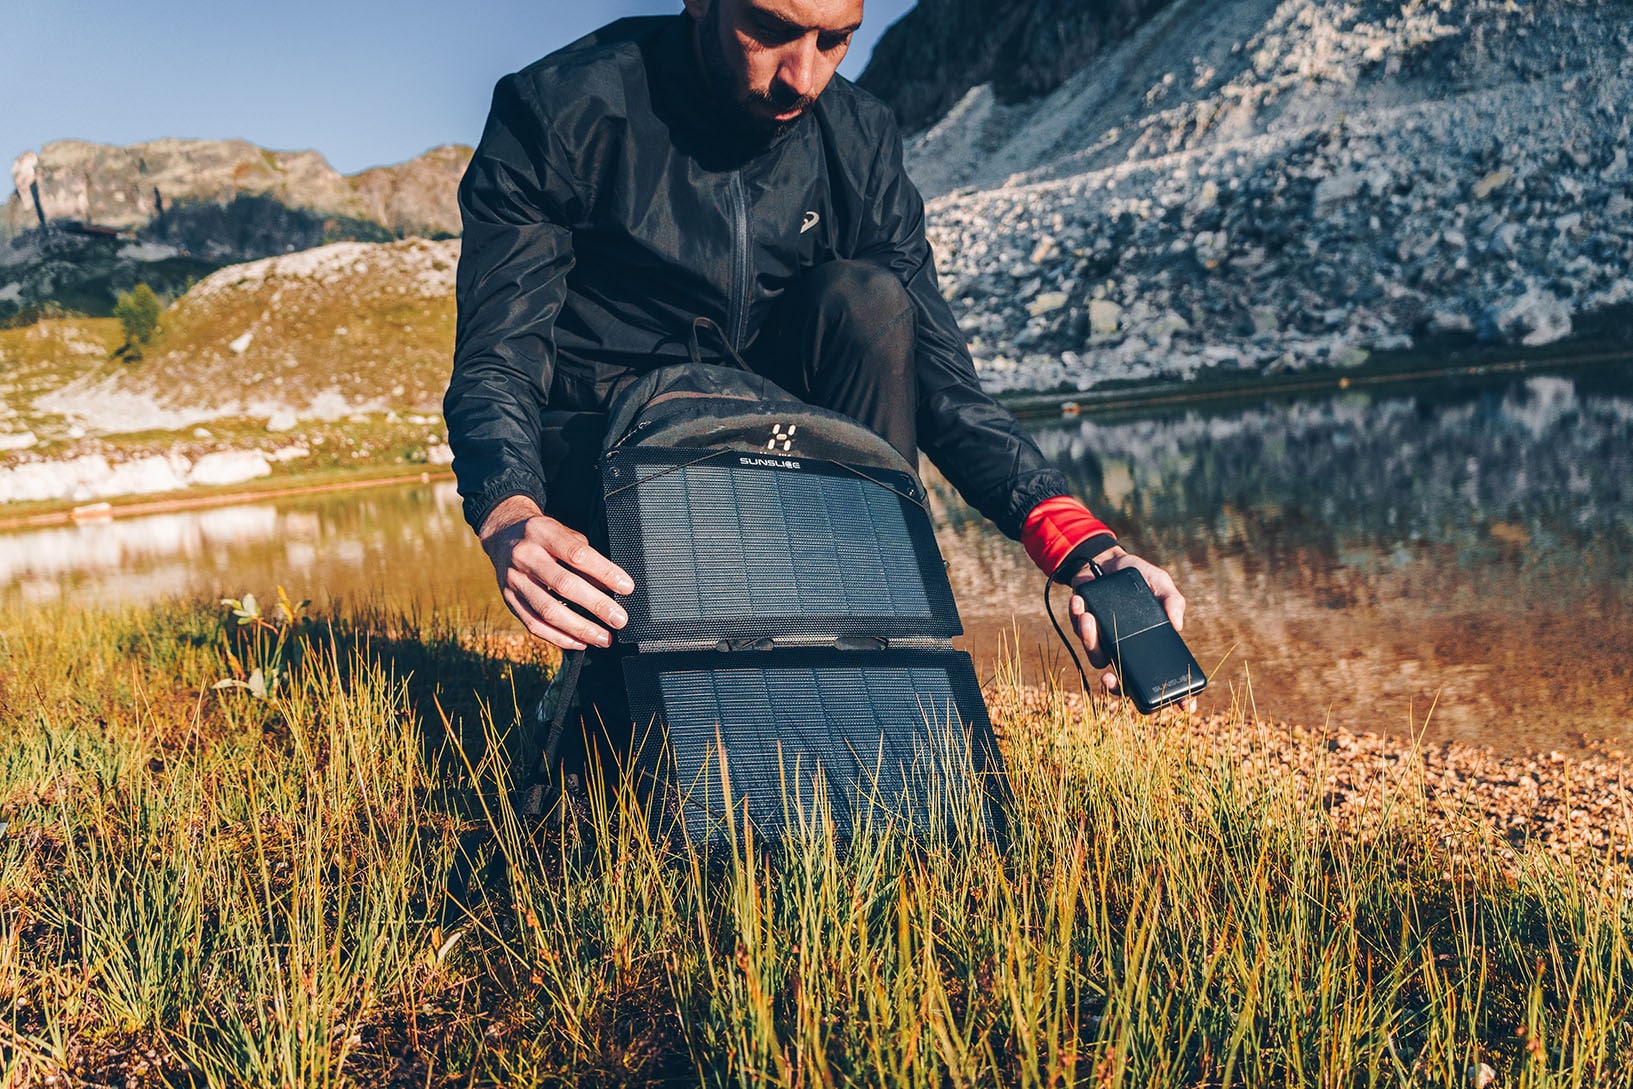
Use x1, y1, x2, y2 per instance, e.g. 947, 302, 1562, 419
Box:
1, 597, 1630, 1087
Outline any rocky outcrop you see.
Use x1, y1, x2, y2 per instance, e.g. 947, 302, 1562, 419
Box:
5, 139, 469, 240
0, 140, 470, 322
856, 0, 1175, 134
906, 0, 1633, 392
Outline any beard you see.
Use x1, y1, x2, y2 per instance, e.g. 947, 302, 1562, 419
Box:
697, 0, 817, 142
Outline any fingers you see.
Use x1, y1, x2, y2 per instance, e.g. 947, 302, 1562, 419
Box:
1068, 590, 1109, 669
502, 584, 593, 651
536, 522, 635, 598
485, 514, 637, 650
504, 565, 620, 649
1141, 563, 1187, 632
1068, 593, 1120, 693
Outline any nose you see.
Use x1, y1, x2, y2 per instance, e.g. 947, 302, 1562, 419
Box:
777, 34, 818, 99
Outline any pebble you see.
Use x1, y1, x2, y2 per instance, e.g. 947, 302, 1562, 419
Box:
1473, 168, 1513, 200
1089, 299, 1123, 337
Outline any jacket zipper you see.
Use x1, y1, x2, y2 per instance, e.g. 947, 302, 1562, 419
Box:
727, 170, 750, 352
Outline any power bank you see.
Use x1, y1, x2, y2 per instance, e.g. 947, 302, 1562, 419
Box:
1074, 567, 1206, 714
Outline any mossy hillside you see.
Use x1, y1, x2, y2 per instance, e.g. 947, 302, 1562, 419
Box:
0, 242, 461, 495
0, 318, 124, 440
119, 238, 458, 418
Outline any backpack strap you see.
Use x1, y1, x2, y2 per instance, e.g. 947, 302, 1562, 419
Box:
688, 315, 753, 373
539, 646, 587, 774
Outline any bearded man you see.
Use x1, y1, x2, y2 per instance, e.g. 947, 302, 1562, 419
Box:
444, 0, 1187, 716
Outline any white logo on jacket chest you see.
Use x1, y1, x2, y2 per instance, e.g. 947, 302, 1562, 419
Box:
800, 210, 820, 234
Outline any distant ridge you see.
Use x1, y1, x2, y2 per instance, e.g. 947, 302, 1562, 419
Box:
5, 139, 469, 241
1, 139, 470, 322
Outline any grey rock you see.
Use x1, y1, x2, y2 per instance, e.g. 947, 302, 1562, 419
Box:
1089, 299, 1123, 337
1473, 168, 1513, 200
1315, 170, 1366, 206
1429, 310, 1475, 334
1492, 222, 1524, 255
1027, 290, 1070, 316
1482, 285, 1573, 346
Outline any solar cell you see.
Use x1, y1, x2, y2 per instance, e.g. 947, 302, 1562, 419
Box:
623, 649, 1007, 844
602, 450, 961, 645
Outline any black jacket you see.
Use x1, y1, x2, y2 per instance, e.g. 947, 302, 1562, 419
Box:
445, 14, 1070, 538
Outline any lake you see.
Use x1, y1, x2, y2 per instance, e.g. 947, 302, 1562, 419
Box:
5, 364, 1630, 753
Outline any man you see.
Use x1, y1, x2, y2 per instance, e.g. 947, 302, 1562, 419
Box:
445, 0, 1186, 703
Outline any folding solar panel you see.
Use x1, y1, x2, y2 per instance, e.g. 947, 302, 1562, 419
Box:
602, 448, 962, 645
624, 648, 1006, 843
597, 424, 1008, 844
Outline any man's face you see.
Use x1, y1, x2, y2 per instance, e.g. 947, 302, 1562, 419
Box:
687, 0, 864, 137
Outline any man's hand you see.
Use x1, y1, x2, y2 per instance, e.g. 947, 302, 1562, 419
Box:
479, 496, 635, 651
1068, 545, 1187, 697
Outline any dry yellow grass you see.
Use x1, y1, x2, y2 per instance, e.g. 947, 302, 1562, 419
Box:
3, 595, 1632, 1087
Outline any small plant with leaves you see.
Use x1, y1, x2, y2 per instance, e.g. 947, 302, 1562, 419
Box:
215, 586, 309, 699
112, 282, 163, 360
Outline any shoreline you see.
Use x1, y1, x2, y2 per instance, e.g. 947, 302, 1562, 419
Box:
999, 333, 1633, 420
4, 336, 1627, 530
0, 465, 454, 531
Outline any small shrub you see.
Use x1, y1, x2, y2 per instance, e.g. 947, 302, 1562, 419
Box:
113, 282, 162, 357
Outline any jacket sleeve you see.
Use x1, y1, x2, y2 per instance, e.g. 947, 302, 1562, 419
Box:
444, 73, 583, 534
853, 115, 1072, 541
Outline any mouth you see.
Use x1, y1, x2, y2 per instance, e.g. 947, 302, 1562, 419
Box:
747, 87, 815, 126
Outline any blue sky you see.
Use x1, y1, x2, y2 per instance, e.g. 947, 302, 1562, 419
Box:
2, 0, 916, 180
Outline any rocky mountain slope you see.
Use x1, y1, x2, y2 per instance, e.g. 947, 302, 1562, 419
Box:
856, 0, 1174, 134
1, 140, 469, 323
900, 0, 1633, 391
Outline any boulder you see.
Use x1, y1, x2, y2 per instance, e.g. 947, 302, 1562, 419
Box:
1027, 290, 1070, 316
1472, 168, 1513, 200
1481, 286, 1573, 347
188, 450, 274, 487
1089, 299, 1123, 337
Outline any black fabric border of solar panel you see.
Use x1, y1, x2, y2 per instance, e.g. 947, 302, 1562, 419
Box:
601, 449, 962, 644
622, 648, 1008, 843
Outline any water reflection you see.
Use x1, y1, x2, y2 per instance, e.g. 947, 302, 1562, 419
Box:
1021, 375, 1633, 568
934, 371, 1633, 751
3, 369, 1630, 751
0, 481, 498, 615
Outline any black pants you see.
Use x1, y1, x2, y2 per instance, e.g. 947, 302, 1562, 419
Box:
745, 258, 919, 463
546, 259, 920, 784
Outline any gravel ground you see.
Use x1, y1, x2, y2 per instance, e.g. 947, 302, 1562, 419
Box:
997, 686, 1633, 872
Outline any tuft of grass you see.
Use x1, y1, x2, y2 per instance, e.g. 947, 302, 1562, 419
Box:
0, 596, 1629, 1087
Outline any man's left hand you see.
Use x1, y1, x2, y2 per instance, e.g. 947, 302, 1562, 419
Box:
1067, 545, 1188, 698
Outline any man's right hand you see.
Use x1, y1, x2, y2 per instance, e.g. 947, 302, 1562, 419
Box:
478, 496, 635, 650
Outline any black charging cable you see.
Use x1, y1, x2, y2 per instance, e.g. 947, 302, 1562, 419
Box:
1043, 556, 1107, 695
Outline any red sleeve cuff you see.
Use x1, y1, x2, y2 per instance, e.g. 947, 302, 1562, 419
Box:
1021, 496, 1116, 579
